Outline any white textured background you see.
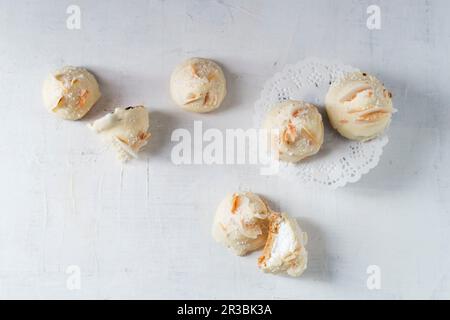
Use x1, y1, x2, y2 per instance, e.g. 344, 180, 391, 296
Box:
0, 0, 449, 299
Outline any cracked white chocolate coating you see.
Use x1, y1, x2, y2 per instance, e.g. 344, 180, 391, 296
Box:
258, 212, 308, 277
263, 100, 324, 163
170, 57, 226, 113
212, 192, 270, 256
90, 106, 151, 162
42, 66, 101, 120
325, 71, 394, 141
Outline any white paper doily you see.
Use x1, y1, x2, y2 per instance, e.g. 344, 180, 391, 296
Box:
254, 58, 389, 189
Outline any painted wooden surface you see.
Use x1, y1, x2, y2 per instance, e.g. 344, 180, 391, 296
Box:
0, 0, 449, 299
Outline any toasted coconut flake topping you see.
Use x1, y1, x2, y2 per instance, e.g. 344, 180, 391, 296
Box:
257, 255, 266, 266
138, 131, 150, 141
231, 194, 241, 214
292, 109, 301, 117
339, 85, 372, 103
357, 110, 389, 122
76, 89, 89, 108
52, 96, 65, 112
190, 64, 198, 77
207, 71, 217, 81
203, 92, 210, 105
116, 136, 129, 145
300, 127, 317, 145
347, 105, 374, 114
184, 92, 202, 105
283, 121, 297, 144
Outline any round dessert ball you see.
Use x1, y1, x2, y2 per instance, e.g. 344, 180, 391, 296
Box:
325, 71, 394, 141
263, 100, 324, 163
42, 66, 101, 120
212, 192, 270, 256
170, 57, 226, 113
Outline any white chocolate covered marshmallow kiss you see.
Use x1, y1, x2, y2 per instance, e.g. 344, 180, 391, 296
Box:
325, 71, 394, 141
263, 100, 324, 163
42, 66, 101, 120
89, 106, 151, 162
212, 192, 271, 256
170, 57, 227, 113
257, 212, 308, 277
